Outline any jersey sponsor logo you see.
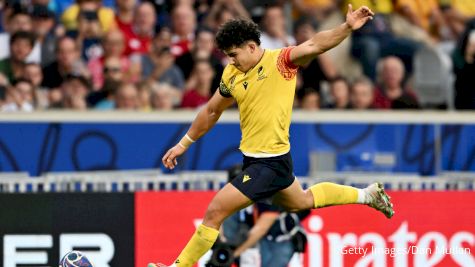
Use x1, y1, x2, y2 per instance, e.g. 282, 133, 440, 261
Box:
257, 65, 268, 81
242, 174, 251, 183
243, 81, 248, 90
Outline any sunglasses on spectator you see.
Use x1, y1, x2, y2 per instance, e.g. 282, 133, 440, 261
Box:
104, 66, 121, 73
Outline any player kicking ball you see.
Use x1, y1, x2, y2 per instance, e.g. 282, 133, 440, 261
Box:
150, 4, 393, 267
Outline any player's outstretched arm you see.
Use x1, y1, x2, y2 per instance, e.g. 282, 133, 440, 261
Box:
289, 4, 374, 66
162, 90, 235, 169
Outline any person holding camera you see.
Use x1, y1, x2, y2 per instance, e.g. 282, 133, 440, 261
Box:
231, 203, 309, 267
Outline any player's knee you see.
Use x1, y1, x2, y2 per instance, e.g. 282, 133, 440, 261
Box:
203, 202, 226, 228
286, 190, 314, 212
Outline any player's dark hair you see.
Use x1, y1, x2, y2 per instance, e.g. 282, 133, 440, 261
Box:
215, 18, 261, 51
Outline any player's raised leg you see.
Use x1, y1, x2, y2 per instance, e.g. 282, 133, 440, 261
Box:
149, 183, 253, 267
274, 179, 394, 218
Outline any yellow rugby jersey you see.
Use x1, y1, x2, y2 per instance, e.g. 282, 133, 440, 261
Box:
219, 47, 298, 156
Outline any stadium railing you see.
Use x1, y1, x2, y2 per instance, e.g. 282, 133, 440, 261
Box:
0, 170, 473, 193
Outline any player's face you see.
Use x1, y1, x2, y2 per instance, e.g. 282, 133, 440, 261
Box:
224, 43, 256, 73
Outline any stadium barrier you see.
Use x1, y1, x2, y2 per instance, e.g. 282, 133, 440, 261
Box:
0, 170, 474, 193
1, 111, 475, 176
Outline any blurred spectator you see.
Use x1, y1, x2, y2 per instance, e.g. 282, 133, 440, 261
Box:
326, 77, 351, 109
88, 30, 134, 90
344, 0, 420, 81
150, 82, 176, 110
90, 79, 121, 109
350, 76, 375, 110
170, 4, 197, 57
0, 84, 6, 109
123, 2, 156, 56
31, 4, 57, 67
260, 4, 295, 49
440, 0, 475, 38
24, 62, 49, 109
374, 56, 419, 109
454, 23, 475, 109
42, 36, 89, 89
51, 74, 90, 109
293, 17, 337, 93
0, 6, 34, 61
240, 0, 281, 23
181, 59, 214, 108
114, 82, 139, 110
395, 0, 451, 41
137, 81, 151, 111
51, 0, 115, 18
176, 27, 223, 92
204, 0, 249, 32
61, 0, 116, 33
297, 87, 320, 110
0, 31, 35, 83
74, 10, 104, 61
142, 28, 185, 90
1, 78, 35, 111
291, 0, 337, 23
115, 0, 137, 35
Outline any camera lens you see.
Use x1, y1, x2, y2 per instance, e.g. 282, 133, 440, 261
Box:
216, 249, 230, 263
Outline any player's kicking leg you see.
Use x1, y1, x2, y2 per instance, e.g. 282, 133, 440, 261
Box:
148, 183, 253, 267
274, 179, 394, 218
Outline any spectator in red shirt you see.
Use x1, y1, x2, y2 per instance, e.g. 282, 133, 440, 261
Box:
170, 4, 197, 57
181, 59, 214, 108
115, 0, 137, 36
373, 56, 419, 109
123, 2, 156, 56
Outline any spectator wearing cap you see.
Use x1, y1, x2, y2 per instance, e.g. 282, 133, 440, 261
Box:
122, 2, 156, 56
42, 36, 89, 89
31, 4, 57, 67
61, 0, 116, 33
0, 31, 36, 83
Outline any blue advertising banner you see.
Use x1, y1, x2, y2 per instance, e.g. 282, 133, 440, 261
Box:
0, 120, 474, 176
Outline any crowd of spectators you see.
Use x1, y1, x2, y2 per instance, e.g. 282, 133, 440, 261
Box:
0, 0, 474, 112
